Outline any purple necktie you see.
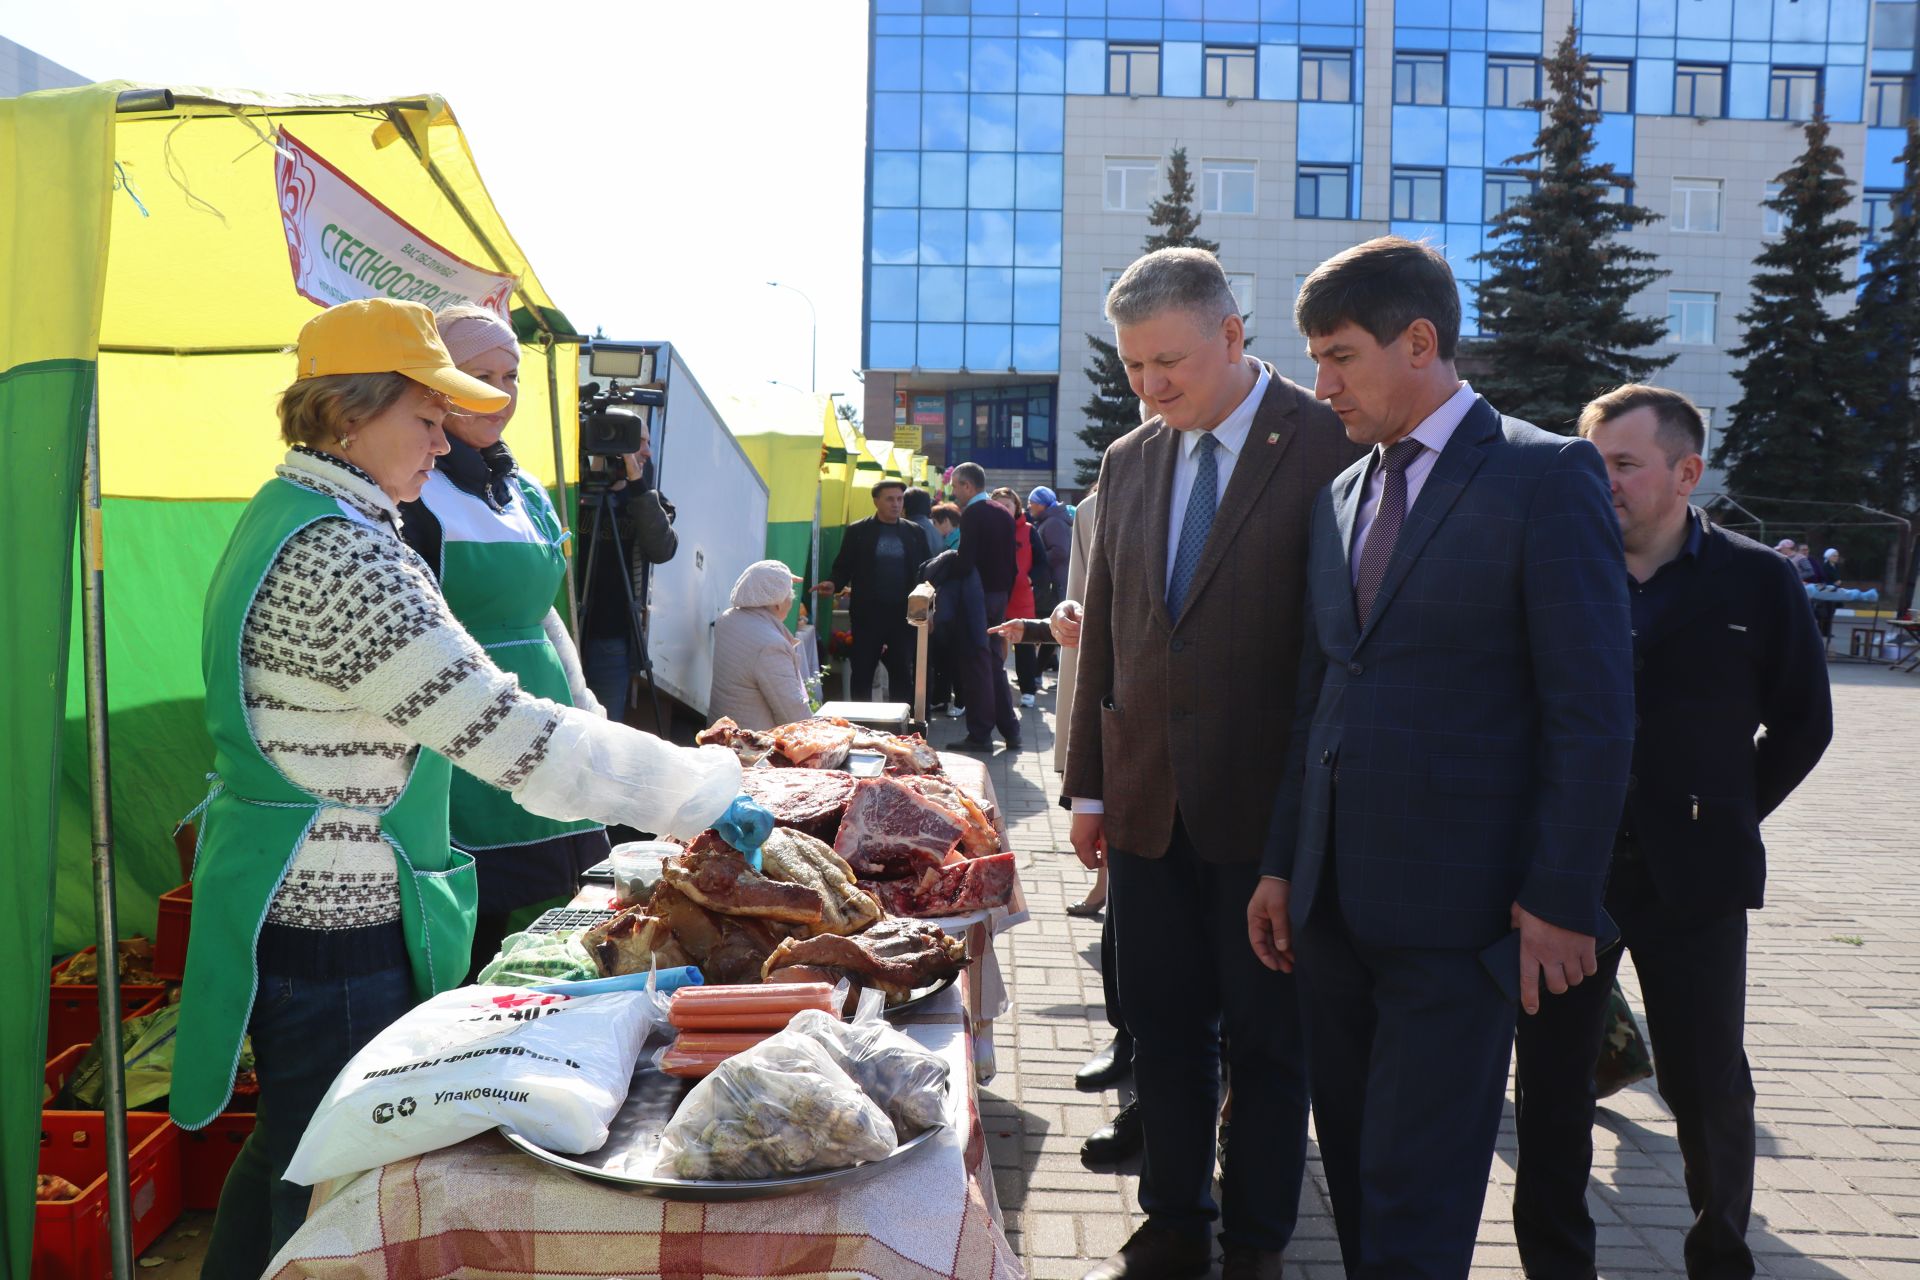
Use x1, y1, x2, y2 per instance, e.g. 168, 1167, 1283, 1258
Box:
1354, 438, 1425, 627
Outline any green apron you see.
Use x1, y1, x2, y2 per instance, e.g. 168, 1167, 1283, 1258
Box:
423, 469, 598, 851
170, 477, 476, 1129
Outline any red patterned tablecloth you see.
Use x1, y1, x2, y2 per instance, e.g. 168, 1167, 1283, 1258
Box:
266, 982, 1023, 1280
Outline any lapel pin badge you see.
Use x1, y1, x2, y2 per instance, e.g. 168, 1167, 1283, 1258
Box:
1267, 432, 1279, 445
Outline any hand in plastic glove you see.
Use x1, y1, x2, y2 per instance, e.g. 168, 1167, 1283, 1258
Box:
714, 794, 776, 871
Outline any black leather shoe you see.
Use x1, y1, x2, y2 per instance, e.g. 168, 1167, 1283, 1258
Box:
1221, 1247, 1284, 1279
948, 737, 996, 753
1000, 738, 1022, 754
1081, 1221, 1210, 1280
1080, 1099, 1144, 1166
1075, 1032, 1134, 1090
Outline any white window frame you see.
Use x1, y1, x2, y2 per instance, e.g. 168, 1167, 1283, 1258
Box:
1104, 158, 1159, 213
1225, 273, 1255, 322
1763, 183, 1785, 237
1673, 178, 1723, 233
1667, 290, 1718, 346
1201, 159, 1257, 215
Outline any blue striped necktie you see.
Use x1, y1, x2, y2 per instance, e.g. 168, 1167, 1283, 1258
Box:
1167, 432, 1219, 622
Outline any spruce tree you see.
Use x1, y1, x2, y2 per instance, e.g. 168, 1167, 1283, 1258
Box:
1076, 146, 1220, 483
1470, 26, 1672, 432
1717, 111, 1861, 504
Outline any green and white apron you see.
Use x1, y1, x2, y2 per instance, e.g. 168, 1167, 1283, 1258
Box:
171, 478, 476, 1129
417, 470, 601, 901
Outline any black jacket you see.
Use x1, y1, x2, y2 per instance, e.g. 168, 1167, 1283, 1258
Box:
830, 515, 933, 614
1624, 514, 1832, 914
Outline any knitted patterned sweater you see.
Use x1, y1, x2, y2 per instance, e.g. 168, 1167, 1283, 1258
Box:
240, 449, 738, 973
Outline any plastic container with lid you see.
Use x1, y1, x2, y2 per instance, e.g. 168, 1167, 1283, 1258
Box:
610, 841, 679, 908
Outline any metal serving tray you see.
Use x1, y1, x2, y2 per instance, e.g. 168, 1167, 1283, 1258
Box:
882, 970, 959, 1018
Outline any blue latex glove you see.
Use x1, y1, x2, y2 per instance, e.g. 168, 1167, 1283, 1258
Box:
714, 794, 775, 870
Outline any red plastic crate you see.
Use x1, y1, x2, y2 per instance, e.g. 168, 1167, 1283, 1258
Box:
34, 1112, 182, 1280
48, 949, 168, 1058
153, 884, 192, 982
43, 1046, 89, 1107
180, 1112, 256, 1210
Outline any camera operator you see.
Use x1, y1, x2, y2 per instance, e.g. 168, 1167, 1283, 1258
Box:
580, 424, 678, 720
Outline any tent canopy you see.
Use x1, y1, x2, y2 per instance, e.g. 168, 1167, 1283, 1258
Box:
726, 384, 833, 619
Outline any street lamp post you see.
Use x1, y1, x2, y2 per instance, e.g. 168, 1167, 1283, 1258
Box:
766, 280, 817, 392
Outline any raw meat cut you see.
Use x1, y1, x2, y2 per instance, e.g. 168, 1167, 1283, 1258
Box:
739, 767, 856, 841
662, 845, 826, 927
772, 717, 857, 770
757, 828, 883, 937
832, 777, 967, 880
761, 917, 968, 997
860, 853, 1016, 918
897, 776, 999, 859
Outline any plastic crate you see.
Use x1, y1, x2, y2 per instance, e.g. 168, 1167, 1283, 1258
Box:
180, 1112, 257, 1210
153, 884, 193, 982
48, 949, 168, 1058
34, 1112, 182, 1280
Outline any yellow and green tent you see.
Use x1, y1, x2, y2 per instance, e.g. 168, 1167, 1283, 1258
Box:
727, 384, 832, 621
819, 399, 859, 579
2, 82, 579, 1278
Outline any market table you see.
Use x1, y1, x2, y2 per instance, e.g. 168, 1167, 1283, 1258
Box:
266, 980, 1024, 1279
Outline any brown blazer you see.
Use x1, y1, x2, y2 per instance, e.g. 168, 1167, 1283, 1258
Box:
1063, 365, 1362, 862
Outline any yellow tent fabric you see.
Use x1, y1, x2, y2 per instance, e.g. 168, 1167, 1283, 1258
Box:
727, 385, 831, 619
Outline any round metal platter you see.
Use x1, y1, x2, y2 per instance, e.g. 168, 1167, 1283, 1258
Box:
881, 970, 959, 1019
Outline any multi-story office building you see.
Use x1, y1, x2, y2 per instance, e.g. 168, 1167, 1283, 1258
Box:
859, 0, 1919, 491
1, 36, 87, 98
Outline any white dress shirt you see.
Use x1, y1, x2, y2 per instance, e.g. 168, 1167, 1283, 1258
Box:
1349, 381, 1477, 585
1075, 358, 1269, 817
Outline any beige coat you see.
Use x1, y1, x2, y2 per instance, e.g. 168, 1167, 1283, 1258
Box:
1052, 491, 1098, 774
708, 605, 812, 730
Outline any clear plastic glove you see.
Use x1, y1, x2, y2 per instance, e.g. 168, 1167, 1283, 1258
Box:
714, 794, 776, 870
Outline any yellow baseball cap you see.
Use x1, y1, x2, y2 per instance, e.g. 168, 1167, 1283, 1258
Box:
294, 298, 510, 413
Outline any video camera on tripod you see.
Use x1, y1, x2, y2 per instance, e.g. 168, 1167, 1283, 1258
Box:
580, 344, 666, 459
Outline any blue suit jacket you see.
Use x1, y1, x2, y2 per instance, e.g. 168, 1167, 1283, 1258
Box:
1262, 397, 1635, 950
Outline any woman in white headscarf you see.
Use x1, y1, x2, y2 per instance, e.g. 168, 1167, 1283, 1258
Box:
708, 560, 813, 730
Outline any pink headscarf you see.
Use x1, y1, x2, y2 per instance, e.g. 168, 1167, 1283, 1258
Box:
438, 307, 518, 368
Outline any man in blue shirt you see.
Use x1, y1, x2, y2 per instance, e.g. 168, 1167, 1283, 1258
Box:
1512, 385, 1831, 1280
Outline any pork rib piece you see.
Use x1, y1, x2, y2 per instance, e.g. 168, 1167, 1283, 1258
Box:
897, 776, 999, 859
860, 852, 1016, 918
761, 917, 968, 997
740, 767, 856, 842
771, 717, 857, 770
832, 776, 967, 880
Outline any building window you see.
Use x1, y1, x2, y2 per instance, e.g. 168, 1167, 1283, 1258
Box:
1586, 59, 1633, 113
1763, 182, 1785, 236
1297, 164, 1351, 219
1391, 167, 1445, 221
1864, 190, 1899, 240
1875, 0, 1917, 51
1674, 64, 1725, 117
1769, 67, 1821, 121
1667, 291, 1718, 346
1484, 171, 1537, 222
1394, 52, 1446, 105
1487, 56, 1539, 107
1673, 178, 1724, 233
1225, 273, 1255, 322
1201, 160, 1257, 214
1605, 180, 1634, 206
1204, 46, 1256, 98
1868, 74, 1910, 127
1104, 158, 1158, 212
1109, 42, 1160, 96
1300, 49, 1354, 103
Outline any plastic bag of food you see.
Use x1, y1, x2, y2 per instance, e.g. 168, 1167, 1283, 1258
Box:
476, 929, 600, 986
785, 997, 950, 1134
656, 1030, 896, 1180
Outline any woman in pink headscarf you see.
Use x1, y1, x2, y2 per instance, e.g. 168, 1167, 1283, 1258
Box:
398, 305, 612, 976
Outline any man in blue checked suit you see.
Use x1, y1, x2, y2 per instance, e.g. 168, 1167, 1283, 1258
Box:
1247, 237, 1635, 1279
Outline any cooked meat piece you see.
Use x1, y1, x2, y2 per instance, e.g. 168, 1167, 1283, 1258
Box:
860, 853, 1016, 918
833, 776, 966, 880
582, 907, 693, 978
771, 717, 857, 770
851, 729, 943, 776
763, 963, 841, 986
761, 917, 967, 996
758, 828, 883, 937
740, 768, 857, 842
697, 717, 778, 767
663, 845, 826, 926
896, 776, 999, 859
648, 883, 795, 985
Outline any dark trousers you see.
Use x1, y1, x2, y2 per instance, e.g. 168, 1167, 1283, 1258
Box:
1108, 819, 1309, 1251
850, 606, 916, 702
1013, 642, 1041, 694
1100, 908, 1126, 1035
960, 590, 1020, 744
1513, 853, 1755, 1280
202, 962, 414, 1277
1298, 858, 1517, 1278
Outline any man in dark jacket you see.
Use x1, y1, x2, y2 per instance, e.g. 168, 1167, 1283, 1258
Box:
1513, 385, 1832, 1280
938, 461, 1021, 751
820, 479, 932, 702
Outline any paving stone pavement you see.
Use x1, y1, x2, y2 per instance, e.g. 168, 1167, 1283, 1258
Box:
964, 661, 1920, 1279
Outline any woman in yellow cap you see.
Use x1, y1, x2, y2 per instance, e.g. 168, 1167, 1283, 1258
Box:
178, 298, 773, 1276
395, 304, 610, 977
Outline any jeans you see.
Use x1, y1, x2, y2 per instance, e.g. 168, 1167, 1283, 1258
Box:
582, 632, 634, 723
201, 963, 415, 1278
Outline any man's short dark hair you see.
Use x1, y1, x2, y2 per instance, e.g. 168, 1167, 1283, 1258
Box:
1577, 384, 1705, 464
951, 461, 987, 492
873, 478, 906, 496
1295, 236, 1461, 361
902, 486, 933, 519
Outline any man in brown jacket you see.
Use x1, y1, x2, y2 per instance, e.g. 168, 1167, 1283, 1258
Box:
1066, 247, 1362, 1280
